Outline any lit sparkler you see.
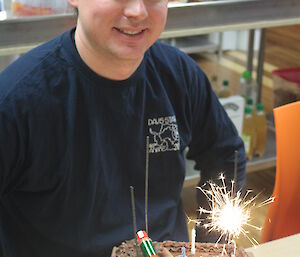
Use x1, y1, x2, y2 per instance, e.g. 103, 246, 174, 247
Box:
194, 173, 274, 249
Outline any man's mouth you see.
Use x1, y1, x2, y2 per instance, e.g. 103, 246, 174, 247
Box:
116, 28, 145, 36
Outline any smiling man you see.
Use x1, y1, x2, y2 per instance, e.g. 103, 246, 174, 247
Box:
0, 0, 246, 257
71, 0, 168, 80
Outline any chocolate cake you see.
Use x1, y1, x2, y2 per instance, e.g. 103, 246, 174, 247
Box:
111, 239, 250, 257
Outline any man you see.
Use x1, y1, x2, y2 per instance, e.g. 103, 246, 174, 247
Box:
0, 0, 246, 256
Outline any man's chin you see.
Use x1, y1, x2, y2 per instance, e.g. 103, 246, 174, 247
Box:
113, 49, 146, 62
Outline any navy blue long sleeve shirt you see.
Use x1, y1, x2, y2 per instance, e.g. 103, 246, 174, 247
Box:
0, 28, 246, 257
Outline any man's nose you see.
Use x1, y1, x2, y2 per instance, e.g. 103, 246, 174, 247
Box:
124, 0, 148, 20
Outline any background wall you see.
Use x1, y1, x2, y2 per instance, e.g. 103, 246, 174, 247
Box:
210, 30, 262, 51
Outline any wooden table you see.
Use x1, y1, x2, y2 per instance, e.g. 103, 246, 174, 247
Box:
246, 233, 300, 257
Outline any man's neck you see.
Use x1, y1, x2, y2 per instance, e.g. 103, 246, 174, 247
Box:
74, 30, 143, 81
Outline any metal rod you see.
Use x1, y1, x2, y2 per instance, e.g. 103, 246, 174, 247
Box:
130, 186, 139, 257
145, 136, 149, 235
217, 32, 223, 64
130, 186, 138, 234
246, 29, 255, 74
234, 150, 238, 195
256, 28, 266, 104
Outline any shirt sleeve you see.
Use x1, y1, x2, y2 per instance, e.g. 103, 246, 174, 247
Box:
185, 65, 246, 192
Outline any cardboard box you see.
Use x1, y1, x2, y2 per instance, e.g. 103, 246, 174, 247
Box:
219, 95, 245, 136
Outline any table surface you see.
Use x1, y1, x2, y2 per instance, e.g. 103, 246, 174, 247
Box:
246, 233, 300, 257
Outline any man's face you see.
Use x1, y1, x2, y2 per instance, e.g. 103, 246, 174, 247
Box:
69, 0, 168, 62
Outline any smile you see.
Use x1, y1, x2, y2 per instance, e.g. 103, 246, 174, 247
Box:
116, 28, 145, 36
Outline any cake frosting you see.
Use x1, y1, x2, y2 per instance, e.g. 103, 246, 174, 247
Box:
111, 239, 250, 257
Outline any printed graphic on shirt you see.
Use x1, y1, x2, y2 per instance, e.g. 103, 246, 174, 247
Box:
148, 115, 180, 153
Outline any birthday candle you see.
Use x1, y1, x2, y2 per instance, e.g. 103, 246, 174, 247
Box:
181, 246, 186, 257
191, 228, 196, 255
136, 230, 158, 257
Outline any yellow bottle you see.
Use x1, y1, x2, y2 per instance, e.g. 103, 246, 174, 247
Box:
242, 106, 256, 160
218, 80, 231, 98
246, 98, 256, 115
246, 98, 256, 147
254, 103, 267, 157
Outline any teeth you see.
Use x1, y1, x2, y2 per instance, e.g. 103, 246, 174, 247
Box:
119, 29, 143, 35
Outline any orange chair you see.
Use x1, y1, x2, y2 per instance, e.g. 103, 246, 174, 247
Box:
261, 101, 300, 243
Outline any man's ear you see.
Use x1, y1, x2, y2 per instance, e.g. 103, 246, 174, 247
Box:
68, 0, 78, 8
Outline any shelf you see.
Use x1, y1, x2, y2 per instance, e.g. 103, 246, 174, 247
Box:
164, 0, 300, 39
184, 126, 276, 188
162, 35, 219, 54
0, 12, 76, 56
1, 0, 300, 55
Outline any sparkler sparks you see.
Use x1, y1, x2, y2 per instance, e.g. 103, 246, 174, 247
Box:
194, 173, 274, 248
